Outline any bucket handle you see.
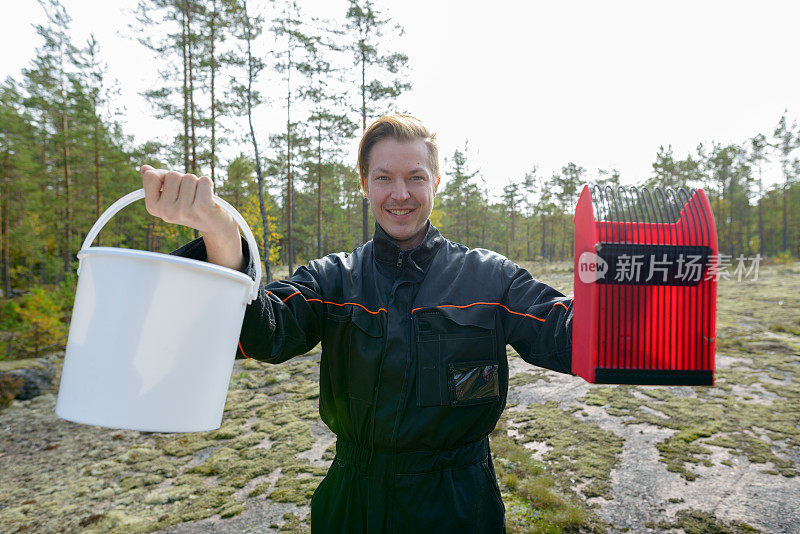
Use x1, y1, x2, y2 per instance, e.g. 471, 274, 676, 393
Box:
78, 188, 262, 303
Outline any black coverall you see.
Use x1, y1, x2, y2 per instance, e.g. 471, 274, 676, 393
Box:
172, 222, 574, 533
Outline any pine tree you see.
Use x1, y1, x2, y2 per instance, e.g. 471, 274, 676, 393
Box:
296, 22, 357, 258
772, 112, 799, 253
25, 0, 80, 278
133, 0, 207, 173
0, 81, 40, 294
557, 163, 584, 259
272, 0, 316, 274
749, 133, 769, 255
226, 0, 272, 281
501, 180, 521, 258
441, 143, 480, 247
345, 0, 411, 242
72, 34, 125, 245
522, 165, 545, 260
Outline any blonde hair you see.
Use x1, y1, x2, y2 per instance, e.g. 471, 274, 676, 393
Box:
357, 114, 439, 194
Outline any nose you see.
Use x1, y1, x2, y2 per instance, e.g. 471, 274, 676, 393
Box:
390, 179, 411, 202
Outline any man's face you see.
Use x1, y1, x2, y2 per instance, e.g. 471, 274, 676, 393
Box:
365, 138, 439, 250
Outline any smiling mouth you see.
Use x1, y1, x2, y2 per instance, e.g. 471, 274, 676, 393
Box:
387, 209, 414, 216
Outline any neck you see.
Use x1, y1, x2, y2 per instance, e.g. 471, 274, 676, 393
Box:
391, 222, 429, 251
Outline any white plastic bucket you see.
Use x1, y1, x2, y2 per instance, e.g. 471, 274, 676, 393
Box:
55, 188, 262, 432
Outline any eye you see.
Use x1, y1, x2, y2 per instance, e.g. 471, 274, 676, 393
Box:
374, 175, 389, 181
411, 175, 425, 181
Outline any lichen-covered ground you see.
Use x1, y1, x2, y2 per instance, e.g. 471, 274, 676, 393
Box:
0, 262, 798, 533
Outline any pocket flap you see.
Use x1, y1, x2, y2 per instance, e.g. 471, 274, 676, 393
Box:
351, 306, 384, 338
415, 305, 496, 331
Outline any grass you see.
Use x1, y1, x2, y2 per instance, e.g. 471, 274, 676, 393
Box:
491, 416, 606, 533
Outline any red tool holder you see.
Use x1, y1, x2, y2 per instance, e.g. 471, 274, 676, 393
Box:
572, 185, 718, 385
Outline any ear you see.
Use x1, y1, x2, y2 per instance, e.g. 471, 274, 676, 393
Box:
434, 175, 441, 197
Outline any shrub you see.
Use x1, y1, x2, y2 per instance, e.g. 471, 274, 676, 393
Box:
775, 250, 794, 265
14, 287, 68, 358
0, 299, 20, 331
54, 273, 78, 322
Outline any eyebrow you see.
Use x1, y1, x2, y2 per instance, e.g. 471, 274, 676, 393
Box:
371, 167, 428, 176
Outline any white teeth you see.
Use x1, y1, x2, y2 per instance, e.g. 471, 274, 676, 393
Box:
388, 209, 412, 215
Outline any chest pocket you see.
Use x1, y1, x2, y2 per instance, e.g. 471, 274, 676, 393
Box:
348, 307, 384, 403
414, 306, 499, 407
321, 307, 384, 404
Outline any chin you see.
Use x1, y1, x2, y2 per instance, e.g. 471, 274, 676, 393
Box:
385, 222, 424, 242
384, 226, 411, 241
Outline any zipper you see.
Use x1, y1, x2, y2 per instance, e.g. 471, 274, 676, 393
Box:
396, 251, 404, 271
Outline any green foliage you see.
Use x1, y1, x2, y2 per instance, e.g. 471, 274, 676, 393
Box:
12, 288, 68, 358
0, 300, 20, 331
652, 509, 759, 534
490, 418, 604, 533
54, 274, 77, 319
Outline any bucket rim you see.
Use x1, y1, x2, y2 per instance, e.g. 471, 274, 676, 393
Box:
77, 247, 255, 286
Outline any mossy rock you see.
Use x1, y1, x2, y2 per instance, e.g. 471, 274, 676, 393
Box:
207, 423, 242, 440
119, 473, 164, 490
512, 401, 623, 498
655, 508, 759, 533
118, 446, 162, 465
489, 417, 605, 533
0, 358, 50, 372
0, 358, 54, 401
156, 434, 215, 457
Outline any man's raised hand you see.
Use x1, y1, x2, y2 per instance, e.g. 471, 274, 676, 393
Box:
140, 165, 245, 271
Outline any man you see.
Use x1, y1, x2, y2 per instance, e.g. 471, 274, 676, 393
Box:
142, 114, 573, 533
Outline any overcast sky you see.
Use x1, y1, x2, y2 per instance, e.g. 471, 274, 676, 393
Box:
3, 0, 798, 197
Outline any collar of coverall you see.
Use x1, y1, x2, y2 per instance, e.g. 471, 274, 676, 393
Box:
372, 220, 444, 272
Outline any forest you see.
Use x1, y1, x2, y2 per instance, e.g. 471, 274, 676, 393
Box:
1, 0, 799, 357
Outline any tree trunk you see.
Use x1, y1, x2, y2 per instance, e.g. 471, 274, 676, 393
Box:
1, 158, 8, 297
758, 164, 764, 256
317, 121, 322, 258
40, 247, 47, 285
726, 178, 733, 254
540, 216, 546, 260
462, 185, 468, 245
182, 3, 189, 173
243, 0, 270, 283
361, 47, 369, 243
94, 108, 101, 246
526, 220, 530, 260
286, 45, 294, 276
480, 201, 488, 248
510, 207, 515, 258
210, 2, 217, 188
783, 181, 788, 252
187, 1, 198, 241
188, 5, 197, 174
62, 114, 72, 277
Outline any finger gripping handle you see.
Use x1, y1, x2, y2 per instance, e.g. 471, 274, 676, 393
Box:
78, 188, 262, 303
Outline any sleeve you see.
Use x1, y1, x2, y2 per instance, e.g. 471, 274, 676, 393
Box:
500, 258, 574, 375
170, 237, 323, 364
